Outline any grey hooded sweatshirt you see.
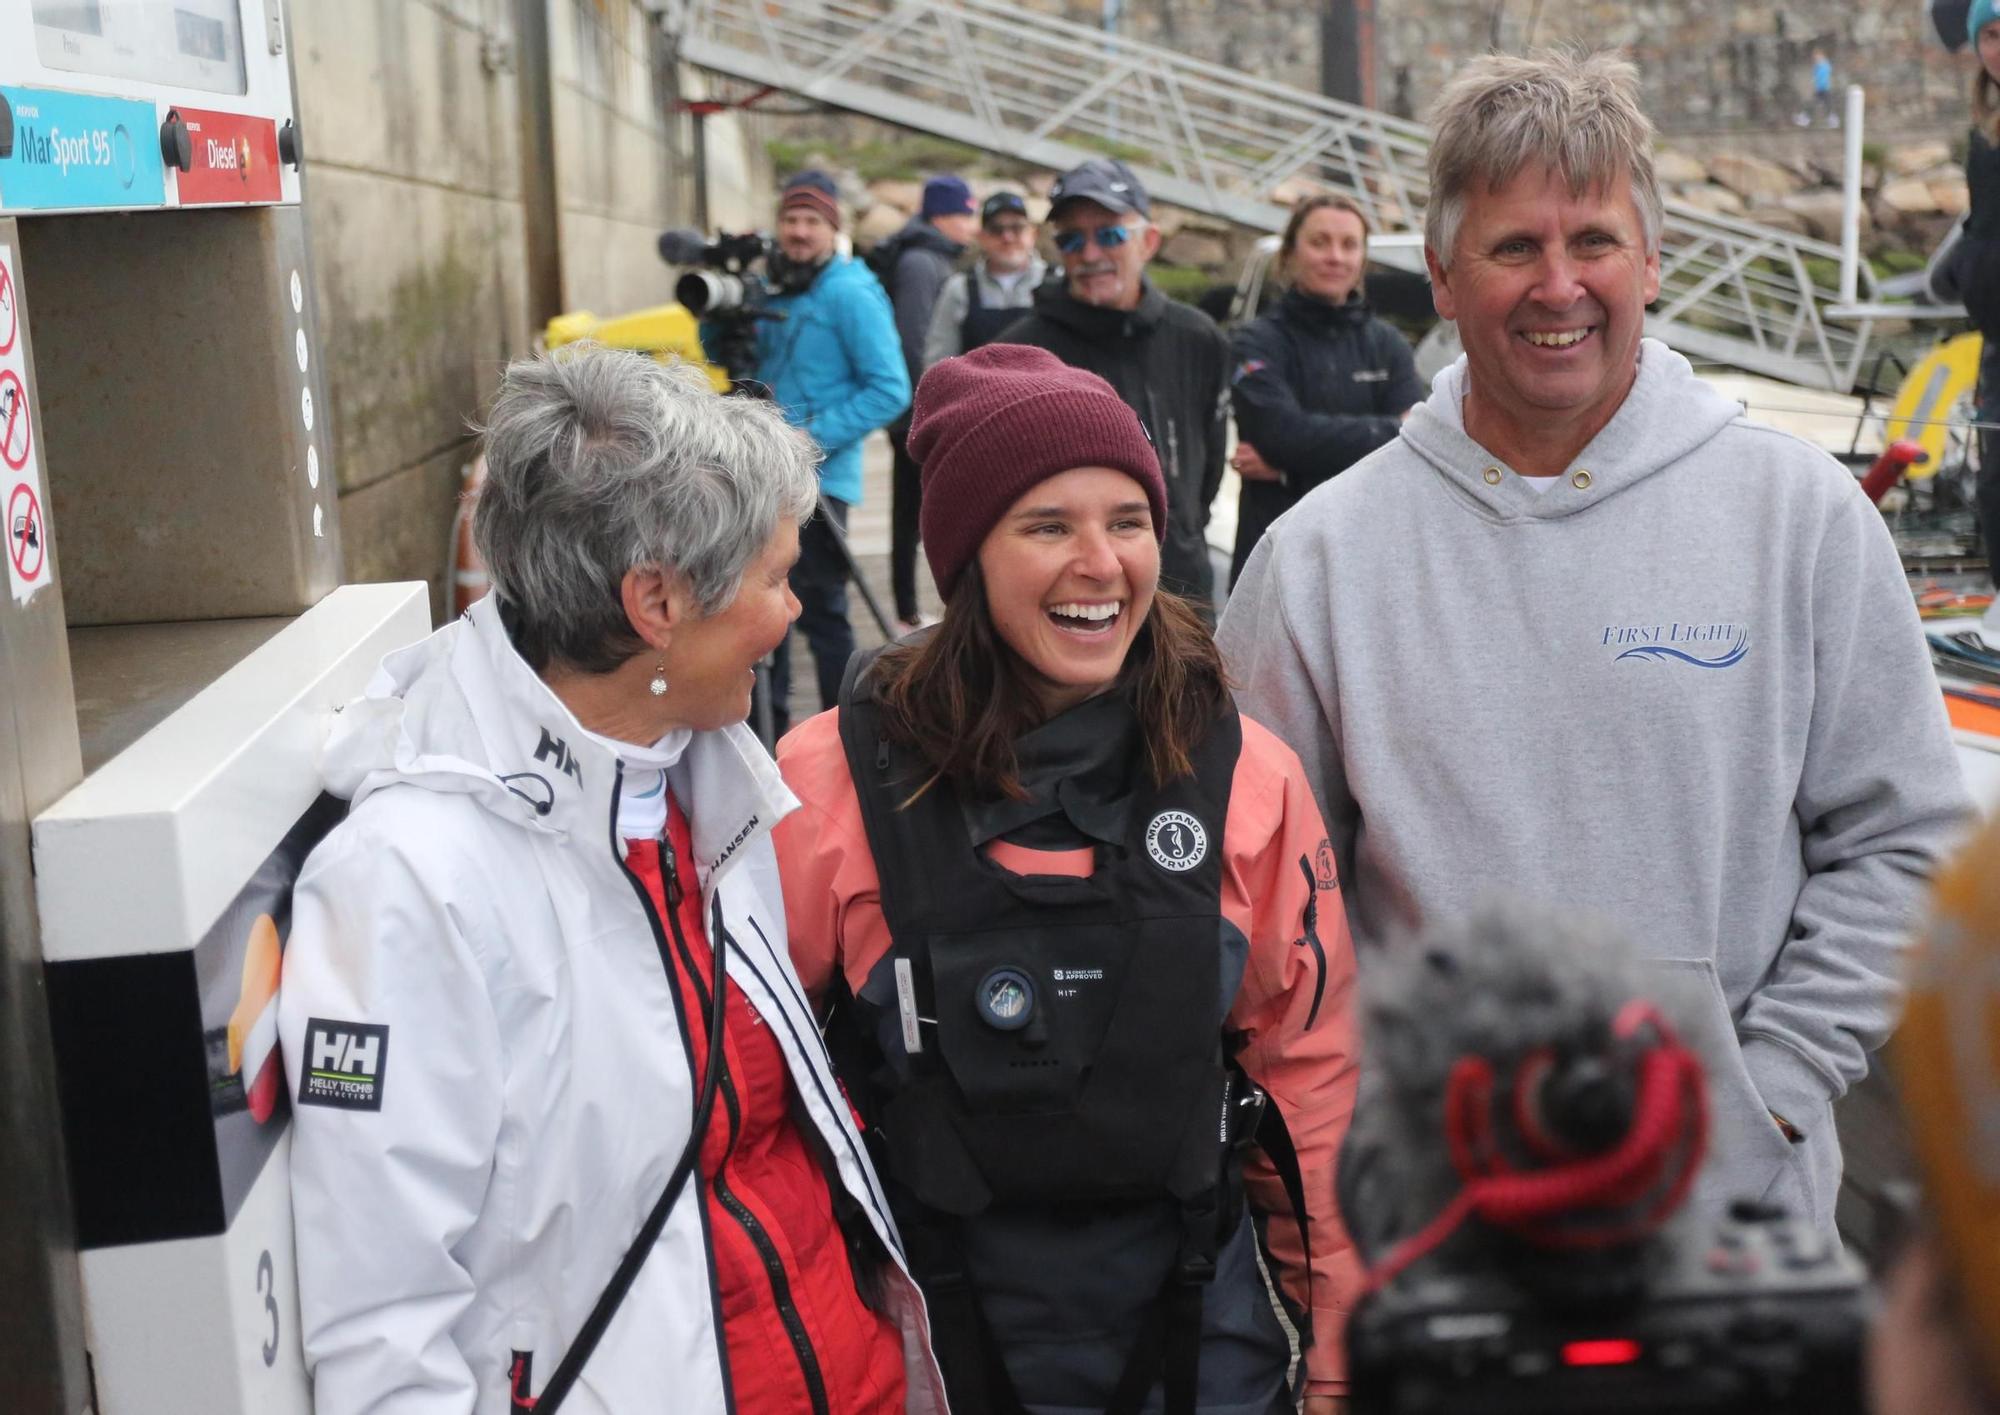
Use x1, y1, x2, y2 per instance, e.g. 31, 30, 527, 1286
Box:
1219, 339, 1972, 1228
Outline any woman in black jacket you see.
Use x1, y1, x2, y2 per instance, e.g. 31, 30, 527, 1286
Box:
1228, 194, 1424, 586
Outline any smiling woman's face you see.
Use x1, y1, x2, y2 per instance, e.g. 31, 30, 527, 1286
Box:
976, 466, 1158, 716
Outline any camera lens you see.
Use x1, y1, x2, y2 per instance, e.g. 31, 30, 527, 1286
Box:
975, 967, 1036, 1031
676, 269, 744, 316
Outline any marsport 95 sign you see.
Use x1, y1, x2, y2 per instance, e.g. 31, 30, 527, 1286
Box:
0, 85, 165, 211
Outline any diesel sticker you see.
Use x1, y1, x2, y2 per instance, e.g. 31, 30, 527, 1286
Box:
298, 1018, 389, 1111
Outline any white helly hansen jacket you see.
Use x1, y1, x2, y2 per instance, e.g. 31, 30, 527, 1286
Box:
279, 596, 948, 1414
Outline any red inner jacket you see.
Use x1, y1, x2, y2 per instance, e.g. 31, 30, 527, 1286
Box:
621, 795, 907, 1415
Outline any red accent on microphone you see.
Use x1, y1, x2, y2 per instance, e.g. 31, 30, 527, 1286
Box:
1363, 1001, 1709, 1293
1561, 1338, 1644, 1366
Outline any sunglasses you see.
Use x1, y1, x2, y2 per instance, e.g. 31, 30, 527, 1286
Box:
1053, 225, 1131, 254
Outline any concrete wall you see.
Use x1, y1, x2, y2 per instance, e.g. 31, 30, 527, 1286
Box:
292, 0, 770, 617
293, 0, 525, 617
550, 0, 680, 316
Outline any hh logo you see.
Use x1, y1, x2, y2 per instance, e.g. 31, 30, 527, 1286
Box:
534, 726, 584, 783
298, 1018, 390, 1111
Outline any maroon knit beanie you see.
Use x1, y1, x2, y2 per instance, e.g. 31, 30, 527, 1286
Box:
778, 170, 843, 230
909, 344, 1167, 598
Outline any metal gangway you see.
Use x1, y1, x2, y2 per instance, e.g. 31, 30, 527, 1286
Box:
660, 0, 1891, 392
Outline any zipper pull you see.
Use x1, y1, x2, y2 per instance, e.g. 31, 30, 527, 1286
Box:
659, 833, 684, 907
875, 733, 890, 773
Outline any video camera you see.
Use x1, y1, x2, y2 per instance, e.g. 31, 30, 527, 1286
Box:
657, 228, 798, 389
661, 229, 774, 319
1338, 901, 1872, 1415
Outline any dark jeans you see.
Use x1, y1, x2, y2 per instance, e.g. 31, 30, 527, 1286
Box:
889, 419, 922, 622
771, 495, 855, 740
1981, 339, 2000, 589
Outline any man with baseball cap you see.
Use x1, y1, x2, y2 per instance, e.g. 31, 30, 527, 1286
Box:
994, 157, 1233, 614
874, 174, 982, 634
922, 190, 1048, 369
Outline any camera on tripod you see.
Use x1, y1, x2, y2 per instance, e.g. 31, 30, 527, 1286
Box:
662, 230, 774, 318
657, 228, 793, 389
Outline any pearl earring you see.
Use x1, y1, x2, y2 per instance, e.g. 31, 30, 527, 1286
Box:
648, 660, 668, 697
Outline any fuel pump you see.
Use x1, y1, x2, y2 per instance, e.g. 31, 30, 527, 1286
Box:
0, 5, 429, 1412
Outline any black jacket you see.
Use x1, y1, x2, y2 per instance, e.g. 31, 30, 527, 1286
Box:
883, 218, 968, 389
997, 279, 1232, 606
1956, 126, 2000, 337
1227, 287, 1423, 583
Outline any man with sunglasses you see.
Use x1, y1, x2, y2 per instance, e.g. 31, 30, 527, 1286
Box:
922, 191, 1047, 368
993, 158, 1233, 614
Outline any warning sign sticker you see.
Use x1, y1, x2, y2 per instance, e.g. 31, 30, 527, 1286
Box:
0, 258, 15, 357
9, 483, 43, 583
0, 370, 31, 471
0, 244, 52, 606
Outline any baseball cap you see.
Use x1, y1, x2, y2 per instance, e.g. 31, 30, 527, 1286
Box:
1048, 158, 1151, 219
981, 191, 1030, 226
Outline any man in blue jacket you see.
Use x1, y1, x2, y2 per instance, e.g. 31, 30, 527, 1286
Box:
731, 171, 911, 736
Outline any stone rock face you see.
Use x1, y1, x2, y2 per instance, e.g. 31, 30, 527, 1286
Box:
866, 179, 923, 215
1710, 153, 1803, 202
1655, 150, 1711, 186
1781, 190, 1868, 242
1161, 229, 1230, 268
1880, 176, 1947, 215
854, 202, 908, 246
1677, 183, 1749, 217
1931, 178, 1971, 216
1269, 174, 1331, 208
1746, 204, 1812, 236
1887, 141, 1953, 176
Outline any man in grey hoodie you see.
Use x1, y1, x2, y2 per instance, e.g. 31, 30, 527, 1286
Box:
1219, 51, 1972, 1232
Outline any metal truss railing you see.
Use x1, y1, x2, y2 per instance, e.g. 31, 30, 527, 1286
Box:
660, 0, 1881, 390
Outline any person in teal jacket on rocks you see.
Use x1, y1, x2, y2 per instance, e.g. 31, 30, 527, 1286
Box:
713, 169, 911, 736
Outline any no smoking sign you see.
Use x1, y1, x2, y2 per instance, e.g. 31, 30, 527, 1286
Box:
9, 482, 43, 583
0, 370, 30, 472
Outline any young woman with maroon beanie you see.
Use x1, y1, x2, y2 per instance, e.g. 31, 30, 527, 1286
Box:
773, 342, 1364, 1415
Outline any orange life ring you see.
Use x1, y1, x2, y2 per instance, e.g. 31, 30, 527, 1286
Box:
451, 456, 491, 617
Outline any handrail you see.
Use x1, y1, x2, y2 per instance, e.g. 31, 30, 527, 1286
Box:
663, 0, 1884, 390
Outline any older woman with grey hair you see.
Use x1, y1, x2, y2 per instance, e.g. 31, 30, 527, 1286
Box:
280, 346, 947, 1415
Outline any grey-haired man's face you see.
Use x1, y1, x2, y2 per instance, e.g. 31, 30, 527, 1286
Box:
1053, 200, 1160, 311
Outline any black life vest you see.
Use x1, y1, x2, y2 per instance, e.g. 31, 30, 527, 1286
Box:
961, 269, 1028, 351
829, 654, 1297, 1415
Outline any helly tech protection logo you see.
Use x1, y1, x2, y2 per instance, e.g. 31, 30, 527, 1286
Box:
298, 1018, 389, 1111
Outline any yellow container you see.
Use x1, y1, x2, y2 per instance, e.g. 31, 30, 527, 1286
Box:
542, 303, 729, 393
1884, 329, 1984, 480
